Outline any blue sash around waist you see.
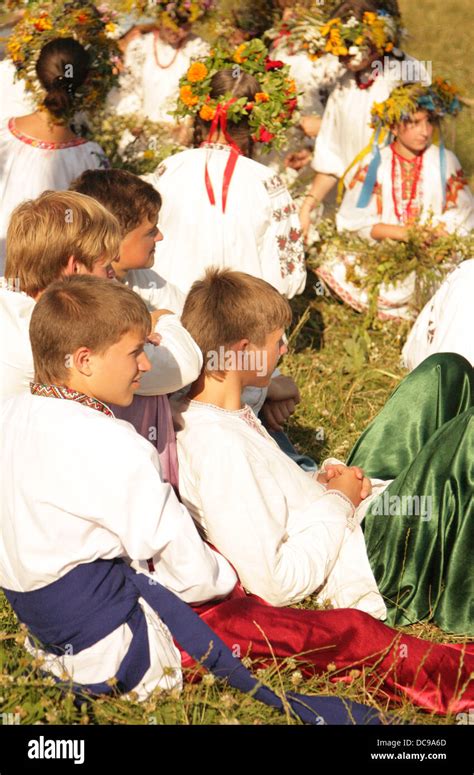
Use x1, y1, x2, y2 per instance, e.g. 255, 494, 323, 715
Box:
3, 558, 381, 725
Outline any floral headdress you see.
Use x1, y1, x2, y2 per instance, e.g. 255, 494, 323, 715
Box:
319, 10, 401, 63
173, 38, 299, 150
370, 78, 463, 129
119, 0, 214, 32
265, 7, 327, 61
350, 78, 463, 211
7, 0, 121, 118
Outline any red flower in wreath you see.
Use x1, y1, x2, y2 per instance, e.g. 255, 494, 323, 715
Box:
285, 98, 297, 113
265, 58, 285, 71
255, 126, 275, 143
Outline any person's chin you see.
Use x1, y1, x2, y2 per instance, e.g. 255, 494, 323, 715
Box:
111, 389, 136, 407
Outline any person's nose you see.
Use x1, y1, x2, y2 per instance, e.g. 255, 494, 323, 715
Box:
154, 229, 164, 243
138, 351, 152, 372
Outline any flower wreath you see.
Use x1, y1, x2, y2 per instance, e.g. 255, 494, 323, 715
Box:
266, 8, 401, 65
319, 10, 401, 63
173, 38, 299, 149
264, 6, 330, 61
118, 0, 214, 32
7, 0, 121, 118
370, 78, 463, 130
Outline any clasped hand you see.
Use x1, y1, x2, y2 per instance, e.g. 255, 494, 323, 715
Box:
317, 464, 372, 508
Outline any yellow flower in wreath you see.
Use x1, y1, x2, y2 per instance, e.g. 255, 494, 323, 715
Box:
33, 17, 53, 31
187, 62, 208, 83
363, 12, 377, 25
233, 43, 247, 64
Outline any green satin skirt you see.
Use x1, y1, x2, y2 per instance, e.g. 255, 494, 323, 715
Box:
347, 354, 474, 634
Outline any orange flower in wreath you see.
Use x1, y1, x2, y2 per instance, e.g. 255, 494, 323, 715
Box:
233, 43, 247, 64
187, 62, 208, 83
255, 92, 270, 103
180, 85, 199, 107
199, 103, 216, 121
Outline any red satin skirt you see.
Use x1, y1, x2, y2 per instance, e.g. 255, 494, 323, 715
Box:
179, 585, 474, 715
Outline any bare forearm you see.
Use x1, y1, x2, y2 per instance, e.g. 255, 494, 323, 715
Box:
303, 172, 338, 209
370, 223, 409, 241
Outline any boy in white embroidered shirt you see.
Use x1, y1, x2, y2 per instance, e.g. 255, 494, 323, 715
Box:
172, 268, 474, 633
172, 268, 386, 615
0, 276, 236, 700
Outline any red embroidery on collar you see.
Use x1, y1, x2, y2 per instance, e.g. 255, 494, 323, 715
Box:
30, 382, 114, 417
8, 118, 88, 150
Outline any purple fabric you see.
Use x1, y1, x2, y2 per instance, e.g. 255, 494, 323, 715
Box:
111, 395, 179, 491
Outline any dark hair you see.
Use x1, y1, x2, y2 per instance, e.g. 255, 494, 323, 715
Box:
330, 1, 400, 18
193, 69, 260, 157
232, 0, 278, 40
70, 169, 162, 236
36, 37, 90, 119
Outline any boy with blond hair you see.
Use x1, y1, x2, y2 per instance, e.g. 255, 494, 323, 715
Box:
173, 268, 474, 635
0, 274, 379, 724
0, 190, 119, 400
0, 187, 202, 483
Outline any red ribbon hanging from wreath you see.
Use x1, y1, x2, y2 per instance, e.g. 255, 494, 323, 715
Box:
202, 98, 242, 213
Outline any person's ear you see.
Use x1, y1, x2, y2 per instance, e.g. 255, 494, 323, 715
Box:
62, 255, 83, 276
72, 346, 94, 376
232, 338, 250, 353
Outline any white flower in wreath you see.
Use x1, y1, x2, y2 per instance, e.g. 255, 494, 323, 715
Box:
345, 16, 359, 28
348, 46, 366, 66
383, 16, 398, 37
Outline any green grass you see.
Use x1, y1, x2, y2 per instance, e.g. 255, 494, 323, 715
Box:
1, 0, 473, 727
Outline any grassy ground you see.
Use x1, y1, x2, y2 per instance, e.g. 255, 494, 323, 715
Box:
1, 0, 473, 727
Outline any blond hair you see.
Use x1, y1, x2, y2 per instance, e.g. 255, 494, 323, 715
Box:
30, 275, 151, 384
5, 190, 121, 296
181, 268, 292, 363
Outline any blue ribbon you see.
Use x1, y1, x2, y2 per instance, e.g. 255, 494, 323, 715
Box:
356, 128, 384, 209
439, 133, 447, 210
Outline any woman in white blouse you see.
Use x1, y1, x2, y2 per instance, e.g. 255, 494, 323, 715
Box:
0, 37, 108, 274
144, 68, 307, 299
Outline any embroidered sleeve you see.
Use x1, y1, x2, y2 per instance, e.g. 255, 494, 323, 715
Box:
445, 168, 469, 210
434, 153, 474, 234
260, 174, 306, 298
348, 164, 368, 190
336, 162, 383, 239
347, 164, 382, 216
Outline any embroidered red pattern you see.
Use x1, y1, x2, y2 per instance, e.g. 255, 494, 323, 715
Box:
445, 168, 468, 211
8, 118, 88, 150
